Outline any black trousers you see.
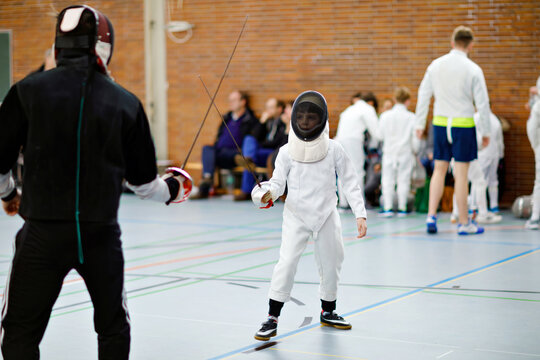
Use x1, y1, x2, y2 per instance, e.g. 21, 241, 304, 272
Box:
1, 220, 130, 360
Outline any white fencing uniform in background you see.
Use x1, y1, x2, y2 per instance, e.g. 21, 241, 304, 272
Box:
334, 99, 379, 208
475, 112, 504, 211
451, 159, 501, 224
377, 103, 418, 212
527, 100, 540, 227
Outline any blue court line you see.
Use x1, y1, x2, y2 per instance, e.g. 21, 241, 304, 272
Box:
209, 245, 540, 360
394, 234, 540, 248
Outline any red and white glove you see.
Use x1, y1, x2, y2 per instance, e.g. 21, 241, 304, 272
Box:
162, 167, 193, 204
251, 181, 274, 209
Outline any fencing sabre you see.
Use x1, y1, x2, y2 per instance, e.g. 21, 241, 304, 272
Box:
198, 75, 273, 209
181, 15, 249, 169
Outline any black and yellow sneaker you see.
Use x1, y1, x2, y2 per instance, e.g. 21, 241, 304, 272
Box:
320, 311, 352, 330
254, 316, 278, 341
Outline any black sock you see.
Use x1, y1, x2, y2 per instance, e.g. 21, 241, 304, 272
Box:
321, 299, 336, 313
269, 299, 284, 317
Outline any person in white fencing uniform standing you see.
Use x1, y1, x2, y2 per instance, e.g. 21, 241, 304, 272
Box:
526, 75, 540, 230
475, 110, 505, 215
450, 110, 504, 225
334, 92, 379, 210
251, 91, 367, 341
415, 25, 491, 235
377, 86, 419, 217
450, 159, 501, 224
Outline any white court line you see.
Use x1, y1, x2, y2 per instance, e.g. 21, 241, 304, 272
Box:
131, 312, 296, 331
321, 331, 460, 349
269, 347, 368, 359
475, 348, 540, 358
436, 350, 454, 358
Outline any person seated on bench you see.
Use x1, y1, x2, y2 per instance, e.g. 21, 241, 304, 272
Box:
234, 98, 287, 201
192, 90, 258, 199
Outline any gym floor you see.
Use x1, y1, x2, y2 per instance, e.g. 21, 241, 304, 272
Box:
1, 195, 539, 359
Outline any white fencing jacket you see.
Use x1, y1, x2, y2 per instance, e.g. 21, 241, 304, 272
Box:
474, 112, 504, 160
529, 75, 540, 110
253, 141, 367, 232
415, 49, 491, 136
335, 99, 379, 144
377, 103, 419, 158
528, 101, 540, 151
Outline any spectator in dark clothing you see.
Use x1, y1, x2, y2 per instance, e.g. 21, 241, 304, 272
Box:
267, 100, 293, 174
418, 124, 435, 177
364, 150, 382, 208
192, 90, 258, 199
234, 98, 287, 201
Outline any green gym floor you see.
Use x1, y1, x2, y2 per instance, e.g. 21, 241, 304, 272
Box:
1, 195, 539, 359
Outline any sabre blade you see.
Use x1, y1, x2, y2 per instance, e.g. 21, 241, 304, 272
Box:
181, 16, 249, 169
197, 76, 262, 188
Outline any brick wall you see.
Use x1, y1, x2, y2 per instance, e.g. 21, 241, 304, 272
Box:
168, 0, 540, 205
1, 0, 539, 205
0, 0, 145, 105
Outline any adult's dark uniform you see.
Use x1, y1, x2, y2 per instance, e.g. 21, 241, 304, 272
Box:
0, 6, 171, 360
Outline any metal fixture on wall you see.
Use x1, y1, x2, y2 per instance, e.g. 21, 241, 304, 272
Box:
166, 0, 194, 44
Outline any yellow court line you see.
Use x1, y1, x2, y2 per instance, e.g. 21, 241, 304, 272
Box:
269, 347, 368, 359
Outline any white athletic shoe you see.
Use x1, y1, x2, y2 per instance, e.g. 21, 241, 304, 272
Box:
475, 212, 502, 224
254, 316, 278, 341
525, 219, 539, 230
378, 210, 394, 218
320, 311, 352, 330
397, 210, 409, 218
450, 213, 459, 224
457, 222, 484, 235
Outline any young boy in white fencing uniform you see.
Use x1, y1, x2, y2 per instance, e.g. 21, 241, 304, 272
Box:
334, 92, 379, 209
526, 76, 540, 230
475, 111, 504, 214
377, 87, 419, 217
251, 91, 367, 341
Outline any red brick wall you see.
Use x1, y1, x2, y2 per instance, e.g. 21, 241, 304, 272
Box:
169, 0, 540, 205
0, 0, 145, 104
1, 0, 539, 205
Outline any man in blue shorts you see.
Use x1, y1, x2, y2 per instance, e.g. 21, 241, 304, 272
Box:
415, 25, 491, 235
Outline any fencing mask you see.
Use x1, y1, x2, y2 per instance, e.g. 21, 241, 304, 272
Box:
55, 5, 114, 76
288, 90, 330, 163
